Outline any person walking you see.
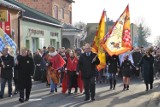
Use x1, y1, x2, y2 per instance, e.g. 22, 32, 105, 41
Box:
106, 54, 120, 90
78, 43, 100, 101
132, 47, 142, 77
16, 48, 35, 102
121, 55, 135, 90
46, 46, 65, 94
33, 50, 43, 81
154, 49, 160, 79
66, 50, 79, 94
0, 48, 14, 98
138, 48, 154, 91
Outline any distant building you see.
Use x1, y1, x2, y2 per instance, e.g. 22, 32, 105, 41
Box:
86, 19, 114, 44
86, 19, 138, 46
62, 23, 82, 49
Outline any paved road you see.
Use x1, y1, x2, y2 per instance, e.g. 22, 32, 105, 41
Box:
0, 78, 160, 107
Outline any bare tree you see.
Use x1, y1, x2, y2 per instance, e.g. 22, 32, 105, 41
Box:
74, 21, 87, 46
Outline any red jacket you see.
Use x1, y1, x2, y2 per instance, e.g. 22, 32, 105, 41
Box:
66, 57, 78, 71
49, 54, 66, 70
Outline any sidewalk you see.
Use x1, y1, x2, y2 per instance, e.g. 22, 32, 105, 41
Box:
147, 82, 160, 107
0, 79, 43, 97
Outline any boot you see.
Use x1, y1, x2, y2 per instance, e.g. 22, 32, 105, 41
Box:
109, 79, 112, 90
55, 88, 57, 92
127, 85, 129, 90
150, 83, 153, 89
123, 84, 126, 91
74, 87, 77, 93
146, 84, 148, 91
68, 89, 71, 94
113, 80, 116, 90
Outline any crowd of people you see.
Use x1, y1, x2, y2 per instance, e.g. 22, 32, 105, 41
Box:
0, 44, 160, 102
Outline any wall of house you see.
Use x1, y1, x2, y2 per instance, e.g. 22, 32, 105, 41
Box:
0, 6, 20, 47
16, 0, 72, 24
20, 20, 62, 52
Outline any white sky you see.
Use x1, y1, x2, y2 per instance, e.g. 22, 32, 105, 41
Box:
72, 0, 160, 44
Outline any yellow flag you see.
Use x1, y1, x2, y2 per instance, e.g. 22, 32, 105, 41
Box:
92, 10, 106, 71
101, 5, 132, 56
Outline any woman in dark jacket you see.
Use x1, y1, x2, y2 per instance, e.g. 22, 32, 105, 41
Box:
33, 50, 43, 81
17, 48, 35, 102
121, 55, 135, 90
138, 48, 154, 91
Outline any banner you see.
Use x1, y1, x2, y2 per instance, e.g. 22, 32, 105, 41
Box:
101, 5, 132, 56
0, 28, 16, 55
0, 9, 8, 22
0, 11, 11, 35
0, 38, 5, 52
92, 10, 106, 71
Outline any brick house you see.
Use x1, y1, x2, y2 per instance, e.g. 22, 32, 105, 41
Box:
15, 0, 84, 49
16, 0, 74, 24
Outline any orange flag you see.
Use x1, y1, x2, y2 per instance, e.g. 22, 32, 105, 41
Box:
101, 5, 132, 56
92, 10, 106, 71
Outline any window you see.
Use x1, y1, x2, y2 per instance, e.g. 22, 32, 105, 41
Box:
69, 11, 72, 24
40, 38, 44, 49
61, 8, 64, 19
32, 38, 39, 52
57, 42, 59, 49
32, 0, 38, 2
26, 40, 30, 49
54, 5, 58, 19
50, 39, 56, 47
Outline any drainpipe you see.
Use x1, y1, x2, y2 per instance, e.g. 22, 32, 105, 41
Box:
18, 11, 22, 52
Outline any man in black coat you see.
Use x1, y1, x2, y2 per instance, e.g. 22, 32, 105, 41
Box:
106, 54, 120, 90
132, 48, 142, 77
17, 48, 35, 102
78, 43, 100, 101
0, 48, 14, 98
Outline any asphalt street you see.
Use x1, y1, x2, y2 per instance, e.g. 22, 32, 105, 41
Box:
0, 78, 160, 107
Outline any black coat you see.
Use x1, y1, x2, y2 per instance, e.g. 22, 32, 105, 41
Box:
154, 55, 160, 73
132, 52, 142, 66
17, 55, 35, 89
138, 55, 154, 84
106, 55, 120, 74
78, 52, 100, 79
0, 54, 14, 79
121, 60, 135, 77
33, 54, 43, 81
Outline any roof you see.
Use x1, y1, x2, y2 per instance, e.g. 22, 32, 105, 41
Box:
62, 23, 82, 32
4, 0, 62, 28
0, 0, 23, 11
66, 0, 75, 3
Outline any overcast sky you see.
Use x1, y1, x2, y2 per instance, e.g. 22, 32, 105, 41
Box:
72, 0, 160, 43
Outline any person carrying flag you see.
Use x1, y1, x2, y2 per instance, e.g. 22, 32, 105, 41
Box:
78, 43, 100, 101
